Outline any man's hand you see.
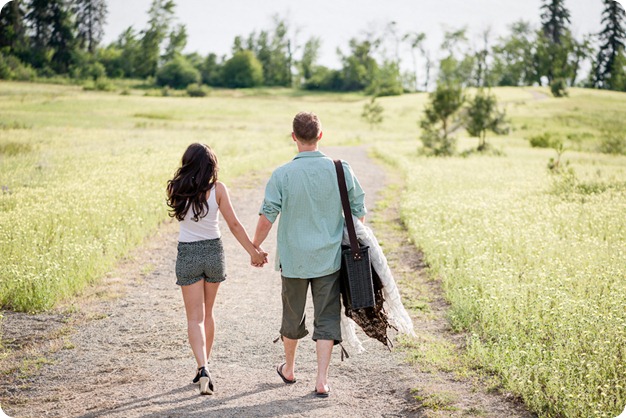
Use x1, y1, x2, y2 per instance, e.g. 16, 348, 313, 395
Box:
251, 247, 268, 267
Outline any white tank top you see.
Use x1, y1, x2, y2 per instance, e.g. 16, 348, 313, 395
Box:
178, 186, 221, 242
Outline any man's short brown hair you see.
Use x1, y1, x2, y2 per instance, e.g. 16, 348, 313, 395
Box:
292, 112, 322, 143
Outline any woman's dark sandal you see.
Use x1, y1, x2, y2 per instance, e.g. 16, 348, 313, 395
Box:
276, 363, 296, 384
314, 386, 330, 398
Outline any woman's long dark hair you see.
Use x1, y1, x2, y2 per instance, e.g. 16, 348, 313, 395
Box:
167, 143, 219, 221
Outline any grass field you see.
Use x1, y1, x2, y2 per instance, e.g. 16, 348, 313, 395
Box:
0, 82, 372, 311
1, 81, 625, 416
373, 88, 626, 417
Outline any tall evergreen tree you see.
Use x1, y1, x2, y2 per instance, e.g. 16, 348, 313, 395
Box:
26, 0, 76, 72
27, 0, 54, 50
0, 0, 27, 54
540, 0, 571, 45
593, 0, 626, 90
538, 0, 573, 84
73, 0, 107, 53
48, 0, 76, 73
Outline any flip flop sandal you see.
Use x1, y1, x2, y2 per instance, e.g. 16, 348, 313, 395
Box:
314, 386, 330, 398
276, 363, 296, 384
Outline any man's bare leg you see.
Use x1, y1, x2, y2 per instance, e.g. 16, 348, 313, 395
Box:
315, 339, 333, 393
281, 336, 298, 381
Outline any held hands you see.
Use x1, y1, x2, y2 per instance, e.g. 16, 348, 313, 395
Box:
251, 246, 269, 268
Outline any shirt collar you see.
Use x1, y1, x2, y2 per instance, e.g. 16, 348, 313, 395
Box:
293, 150, 326, 160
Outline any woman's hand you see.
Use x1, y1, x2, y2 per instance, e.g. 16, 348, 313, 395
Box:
251, 248, 268, 267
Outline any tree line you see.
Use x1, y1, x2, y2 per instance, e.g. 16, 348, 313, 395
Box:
0, 0, 624, 94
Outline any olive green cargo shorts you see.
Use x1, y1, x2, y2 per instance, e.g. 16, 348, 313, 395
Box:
280, 270, 342, 344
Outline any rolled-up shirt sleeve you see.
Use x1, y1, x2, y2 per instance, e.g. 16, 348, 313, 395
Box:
259, 171, 282, 223
342, 161, 367, 218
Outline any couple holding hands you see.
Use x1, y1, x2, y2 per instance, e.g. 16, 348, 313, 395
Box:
166, 112, 366, 397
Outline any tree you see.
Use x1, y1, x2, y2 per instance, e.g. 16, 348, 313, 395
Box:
26, 0, 55, 68
247, 15, 293, 86
472, 28, 493, 87
419, 84, 465, 156
48, 1, 76, 73
464, 89, 509, 151
222, 50, 263, 88
367, 60, 402, 96
491, 21, 538, 86
162, 23, 187, 62
27, 0, 53, 49
299, 36, 321, 84
114, 26, 141, 77
541, 0, 571, 45
73, 0, 107, 53
593, 0, 626, 90
136, 0, 175, 78
361, 97, 384, 129
25, 0, 76, 73
200, 52, 223, 86
339, 38, 380, 91
0, 0, 28, 55
437, 28, 475, 86
402, 31, 426, 92
538, 0, 573, 84
570, 35, 594, 86
384, 21, 402, 65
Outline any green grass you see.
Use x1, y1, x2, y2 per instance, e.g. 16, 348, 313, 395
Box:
372, 87, 626, 417
1, 82, 625, 417
0, 82, 389, 312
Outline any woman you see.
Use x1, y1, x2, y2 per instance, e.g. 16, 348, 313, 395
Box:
167, 143, 267, 395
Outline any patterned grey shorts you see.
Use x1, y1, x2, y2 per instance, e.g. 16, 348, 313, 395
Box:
175, 238, 226, 286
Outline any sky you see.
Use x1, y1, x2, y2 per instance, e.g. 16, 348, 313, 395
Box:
97, 0, 615, 70
0, 0, 620, 71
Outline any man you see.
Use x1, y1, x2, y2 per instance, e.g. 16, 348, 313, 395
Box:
253, 111, 366, 398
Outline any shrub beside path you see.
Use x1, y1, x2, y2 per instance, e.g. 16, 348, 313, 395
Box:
1, 146, 534, 417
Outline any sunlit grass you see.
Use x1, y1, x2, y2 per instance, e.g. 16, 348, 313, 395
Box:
1, 81, 625, 417
372, 133, 626, 416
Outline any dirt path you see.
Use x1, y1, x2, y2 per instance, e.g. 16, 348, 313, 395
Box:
1, 146, 534, 417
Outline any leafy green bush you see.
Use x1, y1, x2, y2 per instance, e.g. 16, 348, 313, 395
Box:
156, 56, 201, 89
83, 78, 116, 91
529, 132, 559, 148
303, 66, 342, 90
186, 83, 210, 97
550, 78, 568, 98
0, 52, 36, 81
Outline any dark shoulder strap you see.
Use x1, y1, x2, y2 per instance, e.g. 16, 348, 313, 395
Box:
334, 160, 362, 260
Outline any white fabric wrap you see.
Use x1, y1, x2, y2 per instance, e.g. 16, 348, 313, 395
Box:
340, 216, 416, 353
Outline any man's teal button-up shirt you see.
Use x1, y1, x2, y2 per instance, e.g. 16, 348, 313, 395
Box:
259, 150, 366, 279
